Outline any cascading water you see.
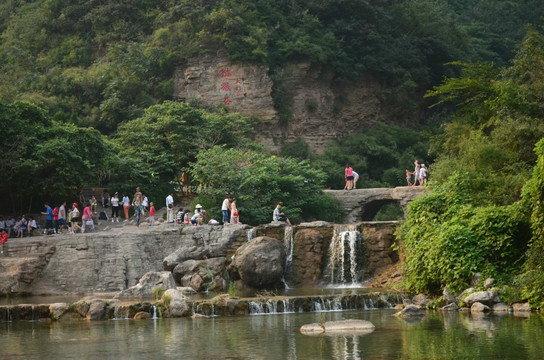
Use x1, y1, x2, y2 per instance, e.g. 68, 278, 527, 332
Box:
326, 224, 365, 287
246, 228, 256, 242
282, 226, 294, 289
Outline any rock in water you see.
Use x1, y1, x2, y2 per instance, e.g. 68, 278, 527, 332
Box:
300, 323, 325, 334
323, 320, 375, 334
300, 320, 375, 335
395, 304, 424, 318
471, 302, 491, 313
228, 236, 286, 289
115, 271, 176, 298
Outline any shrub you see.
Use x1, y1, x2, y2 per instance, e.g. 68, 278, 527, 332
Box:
396, 173, 524, 294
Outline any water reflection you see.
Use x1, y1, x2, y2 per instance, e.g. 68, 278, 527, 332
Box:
1, 310, 543, 359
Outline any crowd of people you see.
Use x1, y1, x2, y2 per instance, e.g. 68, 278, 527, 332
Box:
406, 160, 428, 186
0, 187, 295, 254
343, 160, 429, 189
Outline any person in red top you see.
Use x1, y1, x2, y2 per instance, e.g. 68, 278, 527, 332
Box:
81, 203, 94, 233
52, 206, 59, 234
0, 228, 8, 254
148, 202, 156, 226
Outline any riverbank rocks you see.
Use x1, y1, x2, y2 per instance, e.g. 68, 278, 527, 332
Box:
228, 236, 286, 289
86, 300, 107, 320
172, 257, 228, 292
441, 303, 459, 311
49, 303, 69, 320
134, 311, 152, 320
412, 294, 430, 309
300, 320, 375, 335
463, 291, 500, 307
443, 286, 456, 304
492, 303, 508, 312
512, 303, 531, 312
396, 304, 424, 317
471, 302, 491, 313
115, 271, 176, 298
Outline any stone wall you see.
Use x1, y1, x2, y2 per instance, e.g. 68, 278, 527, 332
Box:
174, 53, 413, 152
1, 221, 399, 296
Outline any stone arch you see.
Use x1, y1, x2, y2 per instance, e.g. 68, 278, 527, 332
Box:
324, 186, 426, 223
358, 199, 404, 221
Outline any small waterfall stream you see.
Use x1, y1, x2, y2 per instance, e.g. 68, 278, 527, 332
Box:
246, 228, 256, 242
327, 224, 365, 287
282, 226, 294, 289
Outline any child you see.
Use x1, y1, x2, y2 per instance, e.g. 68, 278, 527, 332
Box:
406, 169, 413, 186
148, 202, 156, 226
0, 228, 8, 254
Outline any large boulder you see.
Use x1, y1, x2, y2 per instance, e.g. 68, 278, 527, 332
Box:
173, 257, 228, 292
228, 236, 286, 289
463, 291, 500, 307
162, 225, 248, 270
163, 288, 188, 317
115, 271, 176, 298
86, 300, 107, 320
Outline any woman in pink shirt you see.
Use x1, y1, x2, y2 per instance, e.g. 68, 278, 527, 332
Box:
81, 203, 94, 233
345, 163, 354, 190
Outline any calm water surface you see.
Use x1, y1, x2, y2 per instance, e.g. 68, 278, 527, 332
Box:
1, 310, 543, 359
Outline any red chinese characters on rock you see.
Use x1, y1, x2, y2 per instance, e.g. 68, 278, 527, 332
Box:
223, 95, 232, 106
234, 79, 244, 97
220, 68, 232, 78
221, 82, 232, 92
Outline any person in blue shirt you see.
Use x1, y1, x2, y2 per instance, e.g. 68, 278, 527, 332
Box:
41, 203, 54, 235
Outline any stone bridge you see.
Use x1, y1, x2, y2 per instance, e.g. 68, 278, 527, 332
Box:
324, 186, 427, 223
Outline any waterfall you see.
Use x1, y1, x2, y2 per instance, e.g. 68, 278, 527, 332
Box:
249, 301, 264, 315
326, 224, 364, 287
246, 228, 256, 242
282, 226, 294, 289
151, 305, 158, 319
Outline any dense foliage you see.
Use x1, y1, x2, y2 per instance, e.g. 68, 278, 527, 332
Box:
0, 101, 110, 213
425, 29, 544, 205
0, 0, 542, 130
113, 101, 256, 202
189, 146, 342, 225
397, 28, 544, 305
397, 174, 525, 293
517, 139, 544, 309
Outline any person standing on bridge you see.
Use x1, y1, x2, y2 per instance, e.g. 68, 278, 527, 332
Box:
345, 164, 354, 190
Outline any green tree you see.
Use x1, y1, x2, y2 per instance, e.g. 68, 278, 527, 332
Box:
114, 101, 256, 201
0, 100, 111, 213
517, 138, 544, 309
189, 146, 342, 225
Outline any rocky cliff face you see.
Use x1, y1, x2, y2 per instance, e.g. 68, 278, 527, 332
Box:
174, 53, 408, 151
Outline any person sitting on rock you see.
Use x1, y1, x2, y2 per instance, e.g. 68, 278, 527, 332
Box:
273, 204, 291, 225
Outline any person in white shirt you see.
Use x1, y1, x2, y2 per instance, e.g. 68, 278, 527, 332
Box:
166, 193, 174, 223
142, 195, 149, 212
122, 193, 131, 221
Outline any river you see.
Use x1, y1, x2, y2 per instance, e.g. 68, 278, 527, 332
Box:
1, 309, 542, 359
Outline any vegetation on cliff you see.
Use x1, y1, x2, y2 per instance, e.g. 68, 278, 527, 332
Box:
396, 28, 544, 307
